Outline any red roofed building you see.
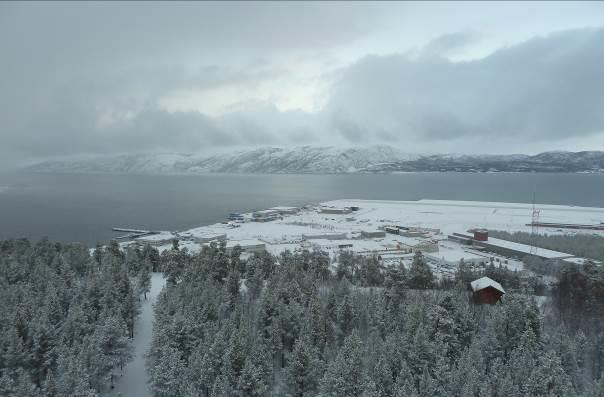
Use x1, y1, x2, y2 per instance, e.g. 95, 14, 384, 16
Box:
470, 276, 505, 304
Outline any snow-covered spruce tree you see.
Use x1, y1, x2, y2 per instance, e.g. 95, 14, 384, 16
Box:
0, 238, 146, 395
407, 251, 434, 289
319, 331, 366, 396
287, 336, 323, 396
144, 246, 604, 396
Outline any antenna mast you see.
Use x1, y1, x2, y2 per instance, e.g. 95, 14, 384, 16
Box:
530, 191, 540, 255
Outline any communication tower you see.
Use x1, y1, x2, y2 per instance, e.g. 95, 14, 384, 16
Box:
530, 192, 540, 255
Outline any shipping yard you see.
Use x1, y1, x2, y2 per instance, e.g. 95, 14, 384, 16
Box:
118, 199, 604, 278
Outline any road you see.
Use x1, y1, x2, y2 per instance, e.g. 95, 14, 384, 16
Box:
107, 273, 166, 397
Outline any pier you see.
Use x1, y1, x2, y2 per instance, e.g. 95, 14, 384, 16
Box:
112, 228, 160, 240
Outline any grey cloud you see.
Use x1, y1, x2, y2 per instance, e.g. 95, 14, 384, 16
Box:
422, 31, 480, 57
0, 2, 380, 71
218, 101, 320, 145
325, 28, 604, 147
329, 112, 368, 143
1, 2, 382, 166
1, 2, 603, 167
117, 108, 235, 150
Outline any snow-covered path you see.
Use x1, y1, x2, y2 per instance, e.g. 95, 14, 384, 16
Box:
107, 273, 166, 397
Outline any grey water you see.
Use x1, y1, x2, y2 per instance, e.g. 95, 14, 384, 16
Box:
0, 172, 603, 246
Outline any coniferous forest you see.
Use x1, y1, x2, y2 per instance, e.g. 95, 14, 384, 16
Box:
0, 239, 153, 396
147, 241, 604, 397
3, 237, 604, 396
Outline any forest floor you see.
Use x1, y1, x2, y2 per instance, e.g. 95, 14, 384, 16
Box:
106, 273, 166, 397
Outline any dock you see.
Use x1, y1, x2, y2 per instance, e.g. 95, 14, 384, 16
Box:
112, 228, 160, 241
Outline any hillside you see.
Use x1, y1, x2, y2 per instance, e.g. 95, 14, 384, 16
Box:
25, 146, 604, 174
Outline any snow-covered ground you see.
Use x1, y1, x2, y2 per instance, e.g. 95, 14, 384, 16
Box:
129, 199, 604, 276
106, 273, 166, 397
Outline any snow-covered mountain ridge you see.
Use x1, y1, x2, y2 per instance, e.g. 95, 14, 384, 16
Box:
25, 146, 604, 174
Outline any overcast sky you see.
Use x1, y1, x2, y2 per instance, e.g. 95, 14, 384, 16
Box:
1, 1, 604, 167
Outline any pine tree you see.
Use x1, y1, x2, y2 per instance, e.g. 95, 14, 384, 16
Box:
287, 336, 323, 397
528, 351, 576, 397
408, 251, 434, 289
394, 361, 418, 397
137, 266, 152, 300
372, 354, 394, 396
319, 332, 366, 396
149, 345, 187, 397
361, 379, 381, 397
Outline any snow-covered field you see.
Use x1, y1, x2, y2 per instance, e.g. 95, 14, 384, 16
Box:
131, 199, 604, 275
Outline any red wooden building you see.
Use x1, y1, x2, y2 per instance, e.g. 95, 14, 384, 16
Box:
470, 276, 505, 304
473, 229, 489, 241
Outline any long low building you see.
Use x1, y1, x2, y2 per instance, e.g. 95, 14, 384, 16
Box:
454, 232, 575, 261
252, 210, 280, 222
302, 232, 348, 240
225, 239, 266, 254
426, 248, 485, 266
191, 233, 227, 243
361, 230, 387, 238
269, 206, 300, 215
320, 207, 352, 214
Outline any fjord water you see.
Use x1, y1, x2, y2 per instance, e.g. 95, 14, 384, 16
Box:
0, 172, 603, 246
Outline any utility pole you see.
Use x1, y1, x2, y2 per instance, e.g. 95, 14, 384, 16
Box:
530, 190, 540, 255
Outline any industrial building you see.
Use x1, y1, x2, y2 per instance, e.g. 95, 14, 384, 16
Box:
378, 251, 414, 266
225, 239, 266, 254
399, 230, 429, 238
398, 239, 439, 253
320, 206, 352, 214
269, 206, 300, 215
361, 230, 387, 239
426, 248, 484, 267
302, 232, 347, 240
191, 233, 227, 244
449, 230, 575, 261
382, 225, 441, 237
176, 231, 227, 243
252, 210, 280, 222
228, 213, 245, 222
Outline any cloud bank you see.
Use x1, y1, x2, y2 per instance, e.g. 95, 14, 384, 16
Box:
0, 2, 603, 167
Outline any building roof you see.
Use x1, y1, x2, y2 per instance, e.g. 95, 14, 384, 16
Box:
470, 277, 505, 294
458, 232, 574, 260
226, 239, 265, 248
426, 249, 484, 264
253, 209, 279, 215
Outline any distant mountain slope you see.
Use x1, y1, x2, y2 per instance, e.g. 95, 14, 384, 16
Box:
25, 147, 604, 174
377, 151, 604, 173
26, 146, 417, 174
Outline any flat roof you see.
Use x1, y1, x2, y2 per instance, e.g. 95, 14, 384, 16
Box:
458, 233, 574, 259
485, 237, 573, 259
426, 249, 484, 263
226, 239, 265, 248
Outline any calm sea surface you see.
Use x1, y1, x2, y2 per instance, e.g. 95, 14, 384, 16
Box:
0, 172, 603, 246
